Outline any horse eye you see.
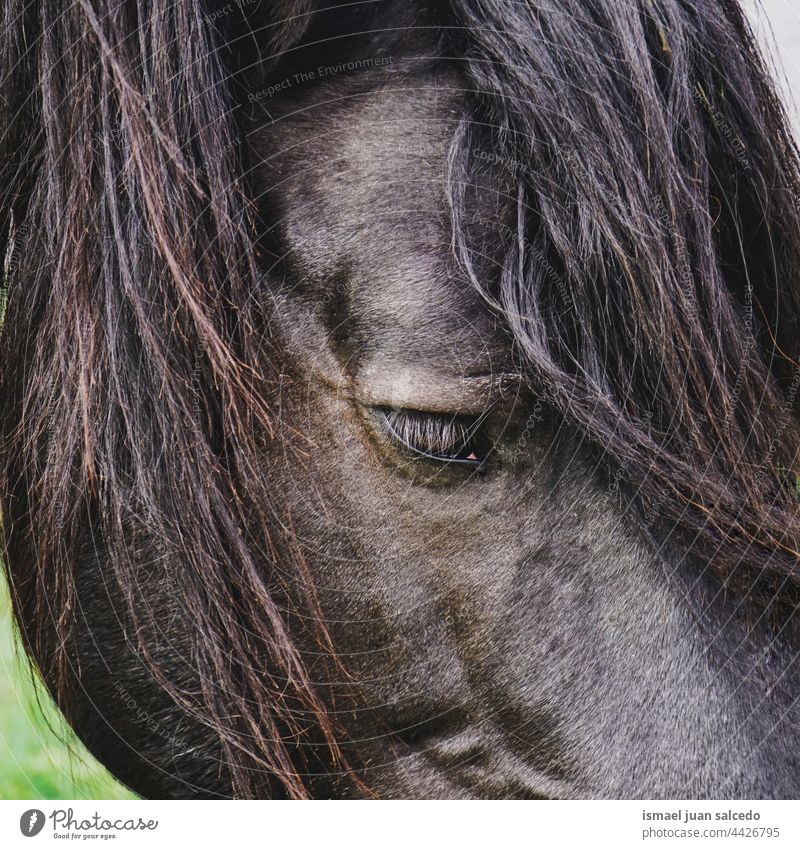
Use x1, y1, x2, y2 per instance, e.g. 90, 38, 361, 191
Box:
379, 408, 490, 465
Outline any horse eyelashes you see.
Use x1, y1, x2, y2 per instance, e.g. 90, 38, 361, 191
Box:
380, 408, 489, 465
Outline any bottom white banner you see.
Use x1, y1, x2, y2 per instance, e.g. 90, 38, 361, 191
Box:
0, 799, 797, 849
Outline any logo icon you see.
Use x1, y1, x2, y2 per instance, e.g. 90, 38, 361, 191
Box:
19, 810, 45, 837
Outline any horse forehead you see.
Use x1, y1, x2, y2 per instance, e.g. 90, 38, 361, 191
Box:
254, 76, 461, 272
253, 74, 511, 356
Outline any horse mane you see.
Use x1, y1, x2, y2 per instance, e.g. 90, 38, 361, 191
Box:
1, 0, 799, 798
447, 0, 800, 602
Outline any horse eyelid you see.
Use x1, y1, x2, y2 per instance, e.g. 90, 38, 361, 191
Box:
379, 408, 490, 465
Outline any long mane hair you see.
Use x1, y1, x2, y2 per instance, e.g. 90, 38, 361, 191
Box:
1, 0, 799, 798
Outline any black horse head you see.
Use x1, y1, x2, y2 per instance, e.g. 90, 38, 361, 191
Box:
1, 0, 799, 799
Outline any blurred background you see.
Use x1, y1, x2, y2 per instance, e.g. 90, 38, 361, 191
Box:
0, 580, 135, 798
0, 0, 798, 802
748, 0, 800, 134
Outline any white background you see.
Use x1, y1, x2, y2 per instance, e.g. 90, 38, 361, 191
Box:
0, 800, 797, 849
747, 0, 800, 133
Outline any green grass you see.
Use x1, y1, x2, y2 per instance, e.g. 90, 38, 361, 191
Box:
0, 576, 137, 800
